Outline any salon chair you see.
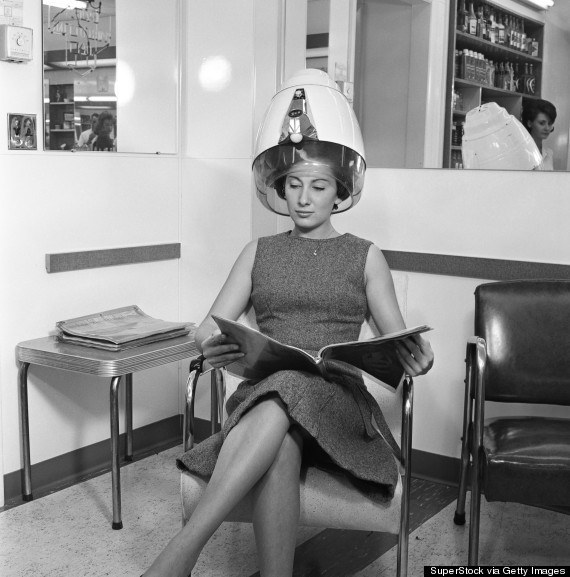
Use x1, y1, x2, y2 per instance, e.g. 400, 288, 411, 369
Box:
181, 290, 414, 576
454, 280, 570, 565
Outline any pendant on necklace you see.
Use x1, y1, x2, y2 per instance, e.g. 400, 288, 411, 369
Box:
313, 248, 318, 256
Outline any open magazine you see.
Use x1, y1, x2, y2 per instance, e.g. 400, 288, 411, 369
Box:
56, 306, 195, 351
212, 315, 433, 389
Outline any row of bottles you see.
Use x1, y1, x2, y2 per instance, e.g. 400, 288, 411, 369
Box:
451, 121, 464, 147
450, 149, 464, 169
457, 0, 539, 56
455, 50, 537, 95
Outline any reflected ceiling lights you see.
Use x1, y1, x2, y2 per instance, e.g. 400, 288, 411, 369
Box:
518, 0, 554, 10
43, 0, 88, 8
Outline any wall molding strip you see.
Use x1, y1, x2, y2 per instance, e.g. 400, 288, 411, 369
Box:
383, 250, 570, 281
45, 243, 181, 273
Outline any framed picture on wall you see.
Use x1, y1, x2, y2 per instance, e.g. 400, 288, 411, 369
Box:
7, 113, 37, 150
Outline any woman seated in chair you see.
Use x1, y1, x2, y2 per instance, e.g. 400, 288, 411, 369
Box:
143, 69, 434, 577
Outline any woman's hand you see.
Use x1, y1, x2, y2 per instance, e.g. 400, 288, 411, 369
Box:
394, 334, 434, 377
201, 330, 244, 369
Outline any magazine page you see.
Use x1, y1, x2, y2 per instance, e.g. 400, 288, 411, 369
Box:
320, 325, 433, 388
57, 306, 193, 345
212, 315, 318, 380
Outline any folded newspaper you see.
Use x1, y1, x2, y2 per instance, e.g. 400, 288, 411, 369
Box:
56, 305, 196, 351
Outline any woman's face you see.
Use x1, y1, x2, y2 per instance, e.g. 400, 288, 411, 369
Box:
283, 171, 340, 230
527, 112, 554, 143
100, 119, 112, 135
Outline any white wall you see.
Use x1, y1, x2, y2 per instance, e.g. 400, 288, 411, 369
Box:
0, 0, 268, 508
2, 0, 570, 511
334, 167, 570, 458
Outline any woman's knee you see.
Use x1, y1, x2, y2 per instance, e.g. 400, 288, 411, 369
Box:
272, 427, 303, 473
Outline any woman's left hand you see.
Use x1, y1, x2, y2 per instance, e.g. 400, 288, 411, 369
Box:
394, 334, 434, 377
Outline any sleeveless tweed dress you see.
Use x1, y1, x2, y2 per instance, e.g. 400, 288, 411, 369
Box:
177, 232, 400, 501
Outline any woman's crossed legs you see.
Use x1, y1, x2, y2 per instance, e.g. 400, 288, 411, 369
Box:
143, 397, 303, 577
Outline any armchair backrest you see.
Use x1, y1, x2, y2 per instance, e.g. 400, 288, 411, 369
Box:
475, 280, 570, 405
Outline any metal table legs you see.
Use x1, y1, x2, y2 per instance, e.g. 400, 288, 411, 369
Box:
19, 362, 32, 501
110, 373, 134, 530
19, 364, 134, 530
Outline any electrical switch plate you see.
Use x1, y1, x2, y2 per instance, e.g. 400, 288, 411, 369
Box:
0, 25, 33, 62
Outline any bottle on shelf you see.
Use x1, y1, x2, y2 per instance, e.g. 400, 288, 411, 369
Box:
476, 4, 486, 39
505, 14, 513, 48
467, 49, 476, 81
487, 60, 495, 87
468, 2, 477, 35
497, 14, 505, 45
488, 8, 496, 43
517, 18, 523, 50
457, 0, 468, 32
514, 62, 521, 93
526, 63, 536, 95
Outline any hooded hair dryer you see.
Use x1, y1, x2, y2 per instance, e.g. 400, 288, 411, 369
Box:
462, 102, 542, 170
252, 69, 366, 215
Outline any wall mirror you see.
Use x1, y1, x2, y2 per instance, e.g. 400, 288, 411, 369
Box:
42, 0, 179, 154
305, 0, 570, 171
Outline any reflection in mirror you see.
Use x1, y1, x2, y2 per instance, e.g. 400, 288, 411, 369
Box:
43, 0, 116, 151
446, 0, 570, 171
306, 0, 441, 169
306, 0, 570, 171
42, 0, 179, 154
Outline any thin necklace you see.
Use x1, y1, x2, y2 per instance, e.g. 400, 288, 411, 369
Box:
290, 228, 337, 256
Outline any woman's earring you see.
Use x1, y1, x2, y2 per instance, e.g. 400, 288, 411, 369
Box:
333, 204, 339, 211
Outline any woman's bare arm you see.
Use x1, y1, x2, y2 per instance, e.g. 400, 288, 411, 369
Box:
365, 245, 434, 376
195, 240, 257, 366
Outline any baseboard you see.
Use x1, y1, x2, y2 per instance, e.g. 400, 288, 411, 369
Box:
411, 448, 460, 487
4, 415, 457, 506
3, 415, 211, 506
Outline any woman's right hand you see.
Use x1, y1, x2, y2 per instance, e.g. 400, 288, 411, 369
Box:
201, 330, 244, 369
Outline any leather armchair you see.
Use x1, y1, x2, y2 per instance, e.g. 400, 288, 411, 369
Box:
454, 280, 570, 565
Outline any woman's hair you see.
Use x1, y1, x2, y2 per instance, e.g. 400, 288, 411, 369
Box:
522, 99, 557, 131
94, 111, 114, 135
274, 174, 350, 202
93, 134, 114, 151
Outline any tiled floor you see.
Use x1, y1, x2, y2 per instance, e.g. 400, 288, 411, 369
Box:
1, 446, 569, 576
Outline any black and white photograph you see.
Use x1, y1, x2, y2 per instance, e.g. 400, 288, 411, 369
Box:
1, 0, 570, 576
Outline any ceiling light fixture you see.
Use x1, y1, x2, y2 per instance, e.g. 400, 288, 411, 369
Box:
42, 0, 87, 9
517, 0, 554, 10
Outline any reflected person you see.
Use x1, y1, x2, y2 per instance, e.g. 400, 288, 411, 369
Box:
522, 99, 557, 171
76, 113, 99, 149
91, 111, 116, 151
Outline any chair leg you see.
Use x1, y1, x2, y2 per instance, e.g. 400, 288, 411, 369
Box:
397, 376, 413, 577
397, 506, 409, 577
468, 455, 482, 565
454, 421, 472, 525
455, 347, 475, 525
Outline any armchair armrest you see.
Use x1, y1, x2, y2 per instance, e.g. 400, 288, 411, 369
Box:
183, 356, 224, 452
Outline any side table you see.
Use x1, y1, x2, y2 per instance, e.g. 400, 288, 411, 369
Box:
16, 334, 199, 529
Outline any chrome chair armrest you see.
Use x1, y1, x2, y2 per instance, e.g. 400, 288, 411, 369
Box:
183, 357, 226, 452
